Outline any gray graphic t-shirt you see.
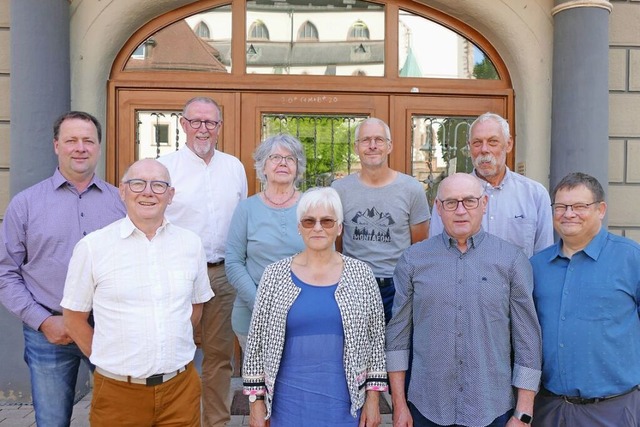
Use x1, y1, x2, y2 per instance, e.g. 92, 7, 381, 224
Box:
332, 173, 430, 277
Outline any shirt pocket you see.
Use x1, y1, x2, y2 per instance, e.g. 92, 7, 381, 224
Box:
576, 281, 615, 321
478, 276, 509, 323
506, 217, 536, 257
168, 270, 197, 300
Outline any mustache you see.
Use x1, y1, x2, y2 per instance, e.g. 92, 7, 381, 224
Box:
474, 154, 497, 168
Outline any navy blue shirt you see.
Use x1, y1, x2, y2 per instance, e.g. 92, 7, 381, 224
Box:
531, 227, 640, 398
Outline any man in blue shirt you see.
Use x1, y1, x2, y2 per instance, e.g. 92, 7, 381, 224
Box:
531, 172, 640, 426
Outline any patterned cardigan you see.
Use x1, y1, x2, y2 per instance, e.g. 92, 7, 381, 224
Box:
242, 254, 388, 419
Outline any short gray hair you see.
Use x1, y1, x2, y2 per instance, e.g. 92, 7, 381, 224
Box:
354, 117, 391, 142
254, 134, 306, 186
182, 97, 222, 120
296, 187, 343, 225
469, 112, 510, 142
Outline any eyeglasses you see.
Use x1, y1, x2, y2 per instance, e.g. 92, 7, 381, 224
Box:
439, 196, 483, 211
300, 217, 337, 229
356, 136, 389, 147
268, 154, 297, 165
551, 201, 601, 216
182, 117, 221, 130
123, 179, 171, 194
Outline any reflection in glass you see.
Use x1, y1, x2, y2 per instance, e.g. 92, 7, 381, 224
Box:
124, 5, 231, 72
262, 114, 367, 189
136, 111, 185, 159
398, 9, 499, 80
410, 116, 476, 207
246, 0, 384, 76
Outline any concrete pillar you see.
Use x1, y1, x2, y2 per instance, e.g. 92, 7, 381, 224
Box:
1, 0, 73, 405
550, 0, 611, 196
10, 0, 70, 196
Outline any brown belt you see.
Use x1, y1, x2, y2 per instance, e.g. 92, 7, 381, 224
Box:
96, 364, 188, 386
207, 259, 225, 268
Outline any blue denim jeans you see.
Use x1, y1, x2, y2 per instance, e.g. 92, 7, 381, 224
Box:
23, 324, 91, 427
409, 401, 513, 427
375, 277, 395, 325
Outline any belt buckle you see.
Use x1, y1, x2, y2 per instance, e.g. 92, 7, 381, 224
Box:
146, 374, 165, 386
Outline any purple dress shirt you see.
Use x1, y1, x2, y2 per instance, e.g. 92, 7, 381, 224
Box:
0, 169, 125, 330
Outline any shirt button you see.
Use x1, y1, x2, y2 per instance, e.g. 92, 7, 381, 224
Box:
83, 231, 87, 236
559, 343, 564, 348
457, 332, 462, 337
561, 316, 566, 321
80, 212, 84, 217
459, 387, 464, 392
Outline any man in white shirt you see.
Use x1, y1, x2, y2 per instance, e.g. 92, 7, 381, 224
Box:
62, 159, 214, 427
158, 96, 248, 426
429, 112, 553, 257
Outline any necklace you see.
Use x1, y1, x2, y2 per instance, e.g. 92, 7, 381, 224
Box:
263, 188, 296, 206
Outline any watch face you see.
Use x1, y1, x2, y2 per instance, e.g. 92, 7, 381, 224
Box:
249, 395, 257, 403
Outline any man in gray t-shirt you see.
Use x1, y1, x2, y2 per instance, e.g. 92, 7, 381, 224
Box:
332, 117, 429, 323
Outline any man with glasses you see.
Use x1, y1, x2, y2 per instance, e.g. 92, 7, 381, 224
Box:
530, 172, 640, 426
332, 117, 429, 324
62, 158, 213, 426
429, 112, 553, 258
158, 96, 247, 426
387, 172, 542, 427
0, 111, 125, 427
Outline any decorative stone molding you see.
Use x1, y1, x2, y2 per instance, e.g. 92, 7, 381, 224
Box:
552, 0, 612, 16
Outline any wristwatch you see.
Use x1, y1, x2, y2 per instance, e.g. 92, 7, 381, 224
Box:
248, 394, 265, 403
513, 409, 533, 424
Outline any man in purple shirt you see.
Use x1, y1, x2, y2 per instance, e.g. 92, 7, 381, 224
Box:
0, 111, 125, 427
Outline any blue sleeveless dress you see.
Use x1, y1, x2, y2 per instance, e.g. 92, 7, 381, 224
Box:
270, 271, 360, 427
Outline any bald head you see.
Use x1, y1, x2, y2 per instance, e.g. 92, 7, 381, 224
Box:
437, 173, 483, 200
436, 173, 487, 248
122, 158, 171, 184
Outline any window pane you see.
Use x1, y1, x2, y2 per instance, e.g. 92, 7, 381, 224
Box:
136, 111, 185, 159
124, 5, 231, 72
399, 9, 499, 80
246, 0, 384, 76
410, 116, 476, 207
261, 114, 367, 189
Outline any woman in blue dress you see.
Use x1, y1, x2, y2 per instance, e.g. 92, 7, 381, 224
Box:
242, 187, 388, 427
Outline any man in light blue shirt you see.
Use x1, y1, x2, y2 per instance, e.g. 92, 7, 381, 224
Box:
531, 172, 640, 426
429, 113, 553, 257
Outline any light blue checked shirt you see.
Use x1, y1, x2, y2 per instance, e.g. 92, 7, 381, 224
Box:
430, 168, 554, 257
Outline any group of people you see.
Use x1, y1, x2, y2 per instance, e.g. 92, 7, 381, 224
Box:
0, 99, 638, 427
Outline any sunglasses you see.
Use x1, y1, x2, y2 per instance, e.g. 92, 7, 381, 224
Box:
300, 218, 337, 229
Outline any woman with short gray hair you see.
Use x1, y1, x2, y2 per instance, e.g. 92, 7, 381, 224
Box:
225, 134, 306, 349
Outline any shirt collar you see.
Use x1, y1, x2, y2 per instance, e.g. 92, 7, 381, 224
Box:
442, 228, 486, 251
549, 227, 608, 262
180, 145, 216, 165
52, 168, 107, 192
119, 215, 172, 239
473, 167, 511, 190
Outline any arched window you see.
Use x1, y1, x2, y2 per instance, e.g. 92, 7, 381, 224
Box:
348, 20, 370, 40
195, 21, 210, 38
248, 20, 269, 40
297, 21, 318, 41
